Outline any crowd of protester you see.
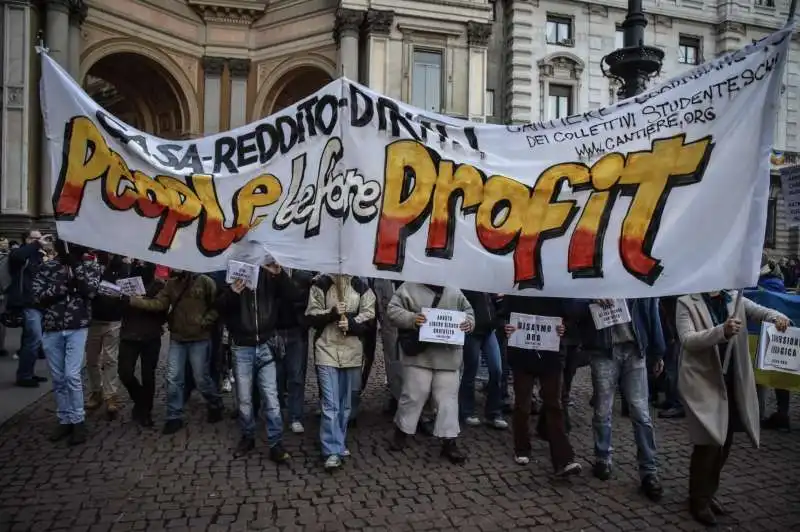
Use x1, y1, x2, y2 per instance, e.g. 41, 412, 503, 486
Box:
0, 232, 796, 527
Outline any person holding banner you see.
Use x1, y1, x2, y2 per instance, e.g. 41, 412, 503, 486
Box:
387, 283, 474, 464
676, 291, 789, 526
217, 250, 299, 462
128, 270, 224, 435
501, 296, 581, 476
583, 298, 665, 501
117, 261, 166, 428
306, 274, 375, 471
32, 240, 102, 445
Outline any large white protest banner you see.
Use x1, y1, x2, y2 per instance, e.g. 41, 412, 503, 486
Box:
40, 28, 790, 297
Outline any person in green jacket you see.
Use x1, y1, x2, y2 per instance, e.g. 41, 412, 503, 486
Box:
128, 270, 223, 434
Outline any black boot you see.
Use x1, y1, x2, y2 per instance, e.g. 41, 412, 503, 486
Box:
207, 406, 223, 423
139, 410, 154, 428
68, 422, 87, 446
690, 501, 717, 526
390, 428, 407, 451
441, 439, 466, 465
49, 424, 73, 442
162, 419, 184, 435
761, 412, 791, 432
234, 437, 255, 458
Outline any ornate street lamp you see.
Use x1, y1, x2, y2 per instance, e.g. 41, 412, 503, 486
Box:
601, 0, 664, 99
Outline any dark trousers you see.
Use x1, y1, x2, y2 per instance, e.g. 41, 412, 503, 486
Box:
775, 388, 791, 415
118, 338, 161, 414
513, 367, 574, 471
689, 429, 734, 507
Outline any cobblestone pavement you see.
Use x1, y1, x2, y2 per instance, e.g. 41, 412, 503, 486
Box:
1, 354, 798, 532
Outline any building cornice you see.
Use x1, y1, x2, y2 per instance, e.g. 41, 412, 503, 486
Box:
188, 0, 266, 25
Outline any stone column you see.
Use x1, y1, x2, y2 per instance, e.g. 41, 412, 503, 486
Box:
67, 0, 87, 79
202, 56, 225, 135
228, 59, 250, 129
334, 8, 363, 79
466, 21, 492, 121
39, 0, 72, 216
362, 9, 393, 94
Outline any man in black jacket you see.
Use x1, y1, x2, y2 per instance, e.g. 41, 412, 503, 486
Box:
217, 253, 300, 461
118, 261, 167, 427
502, 296, 581, 477
276, 269, 314, 434
8, 230, 49, 387
85, 252, 129, 418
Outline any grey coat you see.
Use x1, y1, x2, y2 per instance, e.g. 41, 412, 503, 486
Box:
676, 292, 785, 448
387, 283, 474, 371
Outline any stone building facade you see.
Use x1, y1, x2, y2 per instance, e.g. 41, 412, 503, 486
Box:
502, 0, 800, 257
0, 0, 494, 234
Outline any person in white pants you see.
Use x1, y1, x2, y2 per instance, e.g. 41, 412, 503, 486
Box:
386, 282, 474, 463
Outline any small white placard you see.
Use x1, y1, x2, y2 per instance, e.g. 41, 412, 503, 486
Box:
226, 260, 259, 290
508, 313, 562, 352
98, 280, 122, 297
757, 321, 800, 375
116, 276, 145, 296
589, 299, 632, 330
419, 308, 466, 346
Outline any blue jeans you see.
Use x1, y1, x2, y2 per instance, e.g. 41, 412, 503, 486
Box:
16, 308, 42, 381
165, 340, 222, 421
42, 329, 88, 425
317, 365, 359, 457
591, 343, 658, 479
233, 343, 283, 446
278, 328, 308, 423
459, 332, 503, 419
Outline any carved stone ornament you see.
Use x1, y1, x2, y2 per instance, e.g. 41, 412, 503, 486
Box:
202, 56, 226, 76
467, 21, 492, 47
363, 9, 394, 35
334, 8, 364, 42
188, 1, 267, 25
228, 58, 251, 78
68, 0, 88, 24
654, 15, 672, 28
538, 56, 583, 80
588, 5, 608, 18
716, 21, 746, 36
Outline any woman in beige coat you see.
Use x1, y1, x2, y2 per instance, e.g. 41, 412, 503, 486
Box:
676, 291, 788, 526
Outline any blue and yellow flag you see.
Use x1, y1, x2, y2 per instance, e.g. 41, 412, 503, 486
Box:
745, 289, 800, 392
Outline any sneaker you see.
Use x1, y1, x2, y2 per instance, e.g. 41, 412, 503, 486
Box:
640, 474, 663, 502
556, 462, 582, 477
48, 423, 73, 442
269, 444, 290, 464
441, 438, 466, 465
33, 375, 48, 383
324, 455, 342, 470
162, 419, 184, 435
14, 379, 39, 388
221, 377, 232, 393
514, 455, 530, 465
290, 421, 305, 434
593, 461, 612, 481
68, 422, 87, 446
658, 407, 686, 419
234, 437, 255, 458
486, 418, 508, 430
341, 449, 351, 458
464, 416, 481, 427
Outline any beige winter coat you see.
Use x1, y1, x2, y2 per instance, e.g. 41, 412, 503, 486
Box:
676, 292, 784, 448
306, 275, 376, 369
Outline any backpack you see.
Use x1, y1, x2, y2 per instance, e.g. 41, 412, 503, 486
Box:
0, 254, 12, 294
